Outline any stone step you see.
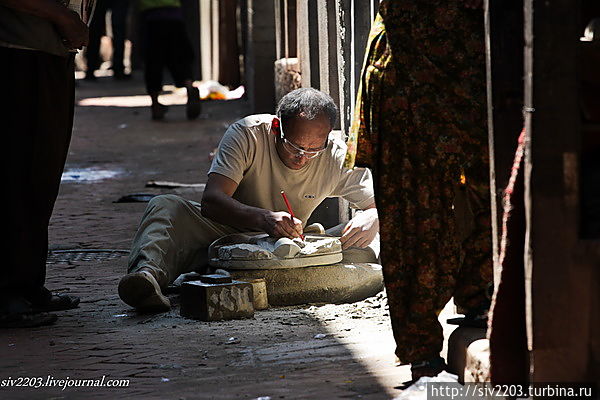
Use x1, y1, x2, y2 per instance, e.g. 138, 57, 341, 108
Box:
447, 326, 490, 383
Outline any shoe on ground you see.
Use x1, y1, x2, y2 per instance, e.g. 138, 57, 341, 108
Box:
151, 103, 168, 121
410, 356, 447, 381
0, 296, 57, 329
24, 287, 80, 313
118, 270, 171, 312
186, 87, 201, 120
34, 293, 80, 313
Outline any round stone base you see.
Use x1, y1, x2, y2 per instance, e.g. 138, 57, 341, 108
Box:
229, 263, 384, 306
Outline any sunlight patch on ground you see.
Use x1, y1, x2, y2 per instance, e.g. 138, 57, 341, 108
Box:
303, 297, 459, 397
77, 83, 245, 107
303, 296, 406, 397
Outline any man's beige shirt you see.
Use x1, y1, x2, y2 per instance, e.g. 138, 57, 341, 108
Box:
208, 114, 375, 226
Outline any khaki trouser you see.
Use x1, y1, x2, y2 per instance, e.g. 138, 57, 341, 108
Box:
127, 194, 379, 288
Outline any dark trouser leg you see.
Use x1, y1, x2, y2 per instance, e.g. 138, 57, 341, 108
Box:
143, 19, 167, 95
372, 77, 463, 364
377, 174, 460, 365
162, 20, 199, 119
86, 0, 108, 74
0, 48, 75, 303
453, 157, 493, 311
164, 20, 194, 87
110, 0, 130, 74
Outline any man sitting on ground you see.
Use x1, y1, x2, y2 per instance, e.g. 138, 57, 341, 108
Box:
118, 88, 380, 311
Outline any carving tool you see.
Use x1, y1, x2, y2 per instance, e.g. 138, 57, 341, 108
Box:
280, 190, 305, 240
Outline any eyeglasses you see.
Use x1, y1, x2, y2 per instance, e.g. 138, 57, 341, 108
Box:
278, 119, 329, 159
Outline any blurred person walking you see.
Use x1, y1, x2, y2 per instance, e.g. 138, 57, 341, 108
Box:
85, 0, 131, 80
345, 0, 492, 381
139, 0, 200, 121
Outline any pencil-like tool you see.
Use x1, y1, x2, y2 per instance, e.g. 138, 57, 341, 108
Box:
280, 190, 305, 240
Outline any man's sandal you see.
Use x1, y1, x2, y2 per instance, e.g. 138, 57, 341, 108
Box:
410, 356, 447, 381
34, 293, 80, 313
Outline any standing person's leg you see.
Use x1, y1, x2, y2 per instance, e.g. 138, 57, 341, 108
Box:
164, 19, 201, 120
142, 18, 168, 120
119, 195, 239, 311
350, 0, 488, 382
110, 0, 130, 78
1, 48, 78, 327
453, 152, 493, 318
354, 51, 459, 378
375, 132, 461, 374
346, 15, 450, 374
85, 0, 108, 80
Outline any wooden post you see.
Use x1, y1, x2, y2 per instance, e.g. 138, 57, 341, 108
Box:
296, 0, 311, 87
307, 0, 320, 88
284, 0, 297, 58
199, 0, 214, 81
326, 0, 341, 129
317, 0, 330, 94
352, 0, 372, 94
218, 0, 241, 87
524, 0, 596, 381
210, 0, 220, 81
484, 0, 529, 385
274, 0, 283, 60
335, 0, 352, 135
245, 0, 276, 112
485, 0, 525, 282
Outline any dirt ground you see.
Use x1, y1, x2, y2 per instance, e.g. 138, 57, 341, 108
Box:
0, 75, 457, 399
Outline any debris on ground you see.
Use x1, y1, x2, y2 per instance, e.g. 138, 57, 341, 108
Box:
304, 290, 388, 322
146, 180, 206, 189
198, 80, 245, 100
114, 193, 158, 203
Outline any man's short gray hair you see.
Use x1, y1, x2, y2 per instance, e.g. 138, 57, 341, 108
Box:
276, 88, 338, 128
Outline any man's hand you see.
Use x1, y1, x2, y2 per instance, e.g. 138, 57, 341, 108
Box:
262, 211, 303, 239
340, 208, 379, 249
0, 0, 89, 49
55, 9, 89, 49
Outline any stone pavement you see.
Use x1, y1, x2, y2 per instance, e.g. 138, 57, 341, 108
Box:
0, 75, 456, 399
